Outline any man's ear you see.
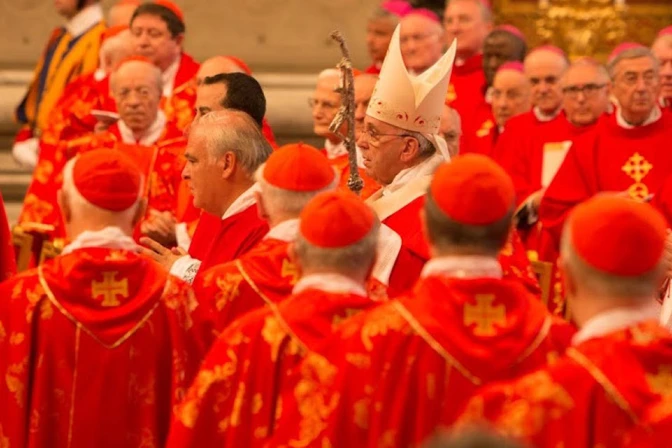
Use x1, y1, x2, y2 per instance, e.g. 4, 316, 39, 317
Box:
399, 136, 421, 163
219, 152, 237, 180
174, 33, 185, 48
132, 198, 148, 227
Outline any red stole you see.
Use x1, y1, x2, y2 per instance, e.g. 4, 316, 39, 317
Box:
0, 248, 208, 448
447, 54, 487, 136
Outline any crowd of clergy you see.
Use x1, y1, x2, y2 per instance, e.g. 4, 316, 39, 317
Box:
1, 0, 672, 446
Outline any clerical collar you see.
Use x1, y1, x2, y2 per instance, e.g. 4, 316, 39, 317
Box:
66, 4, 103, 37
324, 139, 348, 160
381, 152, 444, 197
421, 255, 503, 280
61, 226, 137, 255
265, 219, 299, 243
533, 106, 561, 123
571, 301, 661, 346
222, 183, 260, 220
293, 273, 367, 297
615, 106, 662, 129
162, 55, 181, 97
93, 68, 106, 82
117, 110, 167, 146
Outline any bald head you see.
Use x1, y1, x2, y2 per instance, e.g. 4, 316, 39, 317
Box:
525, 48, 569, 116
492, 68, 531, 127
354, 74, 378, 137
400, 13, 444, 74
100, 30, 134, 74
311, 69, 343, 141
108, 1, 139, 27
561, 59, 610, 126
111, 60, 162, 133
196, 56, 248, 86
653, 35, 672, 100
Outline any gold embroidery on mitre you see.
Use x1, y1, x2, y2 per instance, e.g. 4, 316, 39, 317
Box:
476, 119, 494, 138
464, 295, 506, 336
281, 259, 300, 285
214, 272, 244, 311
621, 152, 653, 200
91, 271, 129, 307
646, 365, 672, 398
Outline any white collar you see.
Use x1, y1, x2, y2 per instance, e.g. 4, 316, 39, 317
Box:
265, 218, 299, 242
292, 273, 367, 297
162, 56, 181, 97
421, 255, 503, 279
324, 139, 348, 160
381, 152, 444, 197
117, 110, 167, 146
93, 68, 106, 82
533, 106, 561, 122
65, 4, 103, 37
572, 301, 661, 346
222, 183, 260, 220
61, 226, 137, 255
615, 106, 662, 129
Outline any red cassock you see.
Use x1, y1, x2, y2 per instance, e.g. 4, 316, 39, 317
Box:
457, 321, 672, 448
461, 112, 498, 157
539, 112, 672, 253
269, 276, 574, 447
0, 192, 16, 281
622, 396, 672, 447
167, 287, 378, 448
446, 54, 487, 137
193, 236, 297, 332
188, 206, 269, 275
19, 122, 188, 241
0, 247, 209, 447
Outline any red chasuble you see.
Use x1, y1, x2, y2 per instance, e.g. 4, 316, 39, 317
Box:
539, 112, 672, 252
270, 276, 573, 448
19, 122, 187, 241
462, 114, 497, 157
167, 288, 377, 448
458, 321, 672, 448
446, 54, 487, 137
0, 192, 16, 281
193, 237, 297, 333
0, 248, 209, 448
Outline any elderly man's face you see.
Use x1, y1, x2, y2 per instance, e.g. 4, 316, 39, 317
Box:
354, 76, 378, 138
310, 76, 342, 139
491, 70, 531, 127
367, 17, 396, 65
439, 105, 461, 157
131, 13, 181, 70
652, 40, 672, 100
561, 65, 610, 127
443, 0, 491, 57
357, 116, 411, 185
182, 130, 223, 214
400, 15, 444, 74
612, 56, 661, 123
113, 63, 161, 133
525, 51, 566, 115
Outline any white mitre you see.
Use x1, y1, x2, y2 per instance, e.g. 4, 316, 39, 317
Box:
366, 24, 457, 160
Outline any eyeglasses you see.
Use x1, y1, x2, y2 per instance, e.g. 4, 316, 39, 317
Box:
308, 98, 339, 111
362, 128, 412, 146
562, 83, 607, 98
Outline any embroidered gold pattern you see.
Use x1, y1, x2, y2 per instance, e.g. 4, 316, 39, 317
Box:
464, 294, 506, 336
214, 272, 244, 311
621, 152, 653, 200
281, 259, 300, 285
646, 365, 672, 398
91, 271, 129, 307
360, 305, 408, 351
476, 119, 494, 138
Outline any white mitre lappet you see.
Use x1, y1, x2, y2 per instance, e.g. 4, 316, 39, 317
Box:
366, 24, 457, 160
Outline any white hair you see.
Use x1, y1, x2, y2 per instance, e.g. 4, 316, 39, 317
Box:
295, 222, 380, 276
110, 60, 163, 94
61, 156, 143, 223
560, 227, 664, 299
191, 109, 272, 178
255, 164, 338, 218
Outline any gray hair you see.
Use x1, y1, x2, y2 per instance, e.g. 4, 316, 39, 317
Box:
608, 47, 660, 80
110, 59, 163, 94
370, 6, 402, 24
560, 228, 664, 299
295, 222, 380, 276
255, 165, 338, 218
407, 130, 437, 159
191, 109, 272, 178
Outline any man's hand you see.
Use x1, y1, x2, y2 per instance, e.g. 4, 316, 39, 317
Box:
138, 237, 182, 271
141, 210, 177, 248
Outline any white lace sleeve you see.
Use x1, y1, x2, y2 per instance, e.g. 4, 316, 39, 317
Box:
170, 255, 202, 285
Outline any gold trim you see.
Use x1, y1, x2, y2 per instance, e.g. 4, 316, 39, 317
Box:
392, 301, 481, 385
567, 347, 639, 423
67, 325, 81, 448
37, 265, 162, 349
516, 316, 552, 364
234, 260, 309, 353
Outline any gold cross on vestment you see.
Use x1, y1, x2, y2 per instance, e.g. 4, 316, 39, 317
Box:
622, 152, 653, 183
91, 271, 129, 307
647, 365, 672, 398
464, 294, 506, 336
281, 259, 299, 285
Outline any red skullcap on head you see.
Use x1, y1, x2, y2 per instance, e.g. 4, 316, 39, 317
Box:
381, 0, 413, 17
608, 42, 646, 64
569, 196, 667, 277
406, 8, 441, 24
430, 154, 515, 225
494, 24, 525, 42
497, 61, 524, 74
658, 26, 672, 38
263, 143, 336, 192
152, 0, 184, 23
300, 191, 376, 248
72, 150, 142, 211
